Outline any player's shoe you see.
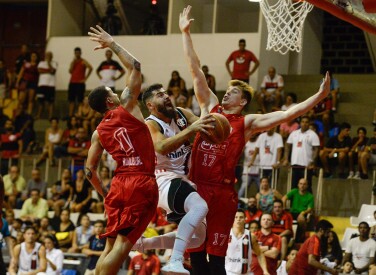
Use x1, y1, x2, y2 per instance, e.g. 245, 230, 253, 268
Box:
161, 257, 190, 275
132, 236, 145, 253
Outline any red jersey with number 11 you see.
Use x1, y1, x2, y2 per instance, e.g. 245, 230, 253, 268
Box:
189, 105, 245, 186
97, 106, 155, 176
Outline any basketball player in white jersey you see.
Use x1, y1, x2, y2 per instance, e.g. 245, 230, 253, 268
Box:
134, 84, 214, 274
226, 209, 269, 275
9, 226, 47, 275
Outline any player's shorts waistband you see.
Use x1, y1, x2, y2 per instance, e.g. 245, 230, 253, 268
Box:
114, 172, 155, 178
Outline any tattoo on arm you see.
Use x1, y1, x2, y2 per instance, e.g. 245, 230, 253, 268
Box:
110, 41, 141, 71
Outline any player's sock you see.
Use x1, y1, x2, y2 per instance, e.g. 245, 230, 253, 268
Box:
170, 192, 208, 261
141, 232, 176, 249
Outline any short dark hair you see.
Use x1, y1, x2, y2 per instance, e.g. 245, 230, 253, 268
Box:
236, 208, 245, 215
45, 234, 59, 248
50, 117, 59, 123
249, 220, 260, 228
357, 127, 367, 135
286, 92, 297, 103
359, 221, 370, 229
239, 39, 246, 44
74, 47, 81, 52
273, 199, 283, 205
23, 226, 37, 234
30, 188, 40, 194
315, 219, 333, 232
94, 220, 106, 227
339, 122, 351, 131
142, 83, 163, 106
88, 86, 110, 114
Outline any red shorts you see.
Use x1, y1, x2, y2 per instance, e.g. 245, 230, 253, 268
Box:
102, 174, 158, 244
189, 183, 238, 257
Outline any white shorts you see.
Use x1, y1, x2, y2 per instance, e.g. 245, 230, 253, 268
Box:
156, 171, 196, 214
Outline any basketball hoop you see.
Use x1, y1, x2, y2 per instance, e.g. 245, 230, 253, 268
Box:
259, 0, 314, 55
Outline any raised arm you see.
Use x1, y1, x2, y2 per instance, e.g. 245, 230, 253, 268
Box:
179, 6, 218, 115
88, 25, 141, 108
244, 72, 331, 138
85, 131, 106, 197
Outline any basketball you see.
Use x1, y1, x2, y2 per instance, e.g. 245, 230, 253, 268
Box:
200, 113, 231, 144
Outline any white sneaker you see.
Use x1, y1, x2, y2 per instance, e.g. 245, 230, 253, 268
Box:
132, 236, 145, 253
347, 171, 354, 179
353, 172, 361, 180
161, 257, 190, 275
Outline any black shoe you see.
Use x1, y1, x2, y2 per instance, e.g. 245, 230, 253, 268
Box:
339, 173, 347, 179
373, 121, 376, 126
360, 173, 369, 180
323, 172, 332, 178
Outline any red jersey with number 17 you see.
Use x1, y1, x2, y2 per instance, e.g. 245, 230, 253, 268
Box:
189, 105, 245, 186
96, 106, 155, 176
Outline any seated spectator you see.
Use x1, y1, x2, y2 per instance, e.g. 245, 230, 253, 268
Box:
348, 127, 369, 179
68, 214, 93, 253
128, 250, 161, 275
257, 66, 284, 113
256, 177, 282, 214
271, 199, 293, 261
319, 122, 352, 178
239, 133, 260, 198
343, 222, 376, 274
5, 209, 16, 237
249, 220, 260, 234
11, 218, 23, 240
0, 119, 22, 176
47, 168, 73, 217
9, 226, 47, 275
19, 188, 48, 222
308, 96, 332, 136
150, 207, 177, 235
244, 197, 263, 227
44, 234, 64, 275
67, 127, 90, 176
359, 127, 376, 180
36, 117, 63, 167
39, 216, 54, 243
54, 115, 80, 159
13, 106, 35, 154
202, 65, 216, 93
3, 165, 26, 208
289, 220, 337, 275
1, 214, 15, 270
76, 96, 95, 135
321, 230, 343, 266
90, 166, 111, 213
280, 92, 297, 111
341, 260, 355, 274
167, 70, 187, 107
70, 169, 93, 213
82, 220, 106, 275
276, 249, 297, 275
50, 209, 75, 252
282, 178, 314, 243
18, 168, 47, 208
370, 211, 376, 240
251, 213, 281, 275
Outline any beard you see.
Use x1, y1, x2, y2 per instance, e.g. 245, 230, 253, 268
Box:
157, 104, 175, 119
248, 205, 258, 214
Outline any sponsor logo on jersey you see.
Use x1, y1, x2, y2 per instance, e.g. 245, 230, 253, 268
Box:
166, 145, 192, 159
199, 140, 229, 156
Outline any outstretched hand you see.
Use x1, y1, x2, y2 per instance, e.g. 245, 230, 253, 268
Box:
88, 25, 114, 51
179, 5, 194, 33
319, 71, 331, 98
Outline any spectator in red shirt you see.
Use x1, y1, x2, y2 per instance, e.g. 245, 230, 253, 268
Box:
251, 213, 281, 275
67, 127, 90, 177
271, 199, 293, 262
150, 207, 177, 235
245, 197, 263, 229
128, 250, 161, 275
288, 219, 338, 275
0, 119, 22, 176
225, 39, 260, 84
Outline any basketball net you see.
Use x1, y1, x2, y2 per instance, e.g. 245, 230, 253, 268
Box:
260, 0, 314, 55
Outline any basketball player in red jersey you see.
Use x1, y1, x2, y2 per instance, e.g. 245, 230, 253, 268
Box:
180, 6, 331, 275
85, 25, 158, 275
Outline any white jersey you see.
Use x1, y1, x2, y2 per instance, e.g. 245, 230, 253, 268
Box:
346, 237, 376, 274
146, 109, 192, 176
256, 132, 283, 169
226, 229, 253, 275
18, 242, 42, 274
243, 139, 260, 175
286, 129, 320, 167
37, 60, 57, 87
